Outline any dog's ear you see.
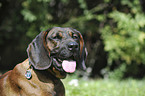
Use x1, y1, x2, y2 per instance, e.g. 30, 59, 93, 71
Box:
27, 30, 52, 70
74, 29, 87, 70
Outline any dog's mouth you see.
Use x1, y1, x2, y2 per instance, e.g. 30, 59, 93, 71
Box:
53, 57, 77, 73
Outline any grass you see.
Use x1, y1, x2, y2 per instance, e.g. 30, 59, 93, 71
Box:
62, 75, 145, 96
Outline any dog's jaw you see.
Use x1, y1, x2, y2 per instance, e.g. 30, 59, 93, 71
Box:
48, 67, 67, 79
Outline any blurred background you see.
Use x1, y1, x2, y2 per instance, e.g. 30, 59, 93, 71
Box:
0, 0, 145, 79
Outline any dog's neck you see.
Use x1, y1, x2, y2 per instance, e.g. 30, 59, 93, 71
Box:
31, 66, 66, 80
25, 58, 66, 80
33, 69, 59, 82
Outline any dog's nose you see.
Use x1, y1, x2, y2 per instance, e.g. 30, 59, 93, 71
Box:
68, 42, 79, 51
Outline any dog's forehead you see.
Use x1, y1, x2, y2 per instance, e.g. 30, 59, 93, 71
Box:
48, 27, 76, 36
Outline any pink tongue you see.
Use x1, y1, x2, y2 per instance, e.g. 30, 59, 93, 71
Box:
62, 60, 76, 73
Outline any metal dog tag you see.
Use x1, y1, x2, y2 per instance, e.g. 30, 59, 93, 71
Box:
25, 70, 32, 80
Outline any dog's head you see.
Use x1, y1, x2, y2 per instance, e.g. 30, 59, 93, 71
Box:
27, 27, 87, 78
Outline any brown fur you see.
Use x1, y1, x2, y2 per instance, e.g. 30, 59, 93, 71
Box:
0, 59, 65, 96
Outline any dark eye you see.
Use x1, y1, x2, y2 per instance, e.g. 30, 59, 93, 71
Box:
53, 33, 62, 40
72, 34, 78, 39
53, 35, 61, 40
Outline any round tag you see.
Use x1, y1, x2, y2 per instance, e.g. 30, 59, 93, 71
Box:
25, 70, 32, 80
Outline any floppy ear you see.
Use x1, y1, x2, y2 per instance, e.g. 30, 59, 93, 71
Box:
74, 29, 87, 70
27, 30, 52, 70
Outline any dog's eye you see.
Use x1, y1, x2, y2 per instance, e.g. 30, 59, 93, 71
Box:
72, 34, 78, 40
53, 35, 62, 40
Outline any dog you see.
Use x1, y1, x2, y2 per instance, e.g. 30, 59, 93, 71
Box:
0, 27, 87, 96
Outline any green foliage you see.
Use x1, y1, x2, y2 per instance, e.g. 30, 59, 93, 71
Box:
101, 0, 145, 78
21, 9, 37, 22
102, 10, 145, 64
21, 0, 54, 38
104, 12, 144, 59
108, 64, 126, 80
